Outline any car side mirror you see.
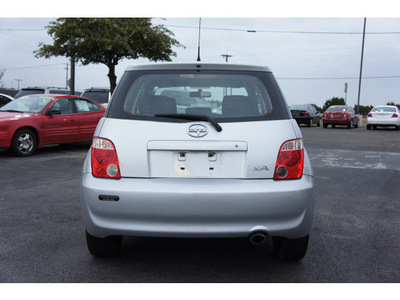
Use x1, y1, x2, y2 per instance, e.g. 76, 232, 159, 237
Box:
46, 109, 61, 116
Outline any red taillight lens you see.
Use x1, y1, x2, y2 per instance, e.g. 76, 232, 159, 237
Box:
273, 139, 304, 180
91, 138, 121, 179
323, 113, 326, 117
304, 112, 309, 116
392, 113, 399, 118
368, 113, 373, 117
344, 112, 349, 118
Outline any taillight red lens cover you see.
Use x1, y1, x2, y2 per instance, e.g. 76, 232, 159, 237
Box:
368, 113, 373, 117
273, 139, 304, 180
91, 138, 121, 179
392, 113, 399, 118
304, 112, 309, 116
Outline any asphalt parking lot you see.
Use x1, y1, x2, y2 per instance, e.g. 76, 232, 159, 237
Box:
1, 125, 400, 283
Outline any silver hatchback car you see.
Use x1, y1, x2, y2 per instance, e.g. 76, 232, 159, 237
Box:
81, 63, 315, 260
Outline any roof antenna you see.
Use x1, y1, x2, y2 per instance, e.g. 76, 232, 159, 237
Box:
196, 18, 201, 62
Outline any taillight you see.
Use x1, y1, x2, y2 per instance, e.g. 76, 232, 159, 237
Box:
323, 113, 326, 117
273, 139, 304, 180
392, 113, 399, 118
344, 112, 349, 118
368, 113, 373, 117
304, 112, 309, 116
91, 137, 121, 179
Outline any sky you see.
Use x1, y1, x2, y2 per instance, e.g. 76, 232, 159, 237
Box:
1, 1, 400, 108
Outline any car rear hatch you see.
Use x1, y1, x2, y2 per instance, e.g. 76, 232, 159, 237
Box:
97, 118, 298, 179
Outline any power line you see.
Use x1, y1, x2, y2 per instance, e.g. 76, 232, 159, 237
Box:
2, 25, 400, 35
277, 75, 400, 80
7, 63, 66, 70
163, 24, 400, 35
0, 28, 45, 31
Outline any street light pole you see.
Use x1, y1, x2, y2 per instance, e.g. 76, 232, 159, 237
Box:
357, 18, 367, 114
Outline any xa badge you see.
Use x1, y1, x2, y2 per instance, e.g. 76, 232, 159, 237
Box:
188, 124, 208, 138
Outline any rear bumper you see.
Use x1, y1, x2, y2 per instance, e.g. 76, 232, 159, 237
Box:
293, 116, 311, 125
323, 118, 349, 125
81, 174, 315, 239
367, 118, 400, 127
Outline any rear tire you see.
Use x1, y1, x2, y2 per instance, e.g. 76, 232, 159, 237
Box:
11, 128, 37, 156
347, 120, 353, 129
323, 123, 327, 128
85, 231, 123, 257
367, 124, 371, 130
273, 235, 309, 261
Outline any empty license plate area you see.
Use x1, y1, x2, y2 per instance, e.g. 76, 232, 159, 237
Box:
148, 141, 247, 178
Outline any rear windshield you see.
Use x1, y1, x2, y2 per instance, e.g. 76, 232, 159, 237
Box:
371, 107, 396, 113
290, 105, 310, 111
82, 91, 109, 104
107, 70, 289, 122
326, 106, 348, 112
15, 89, 45, 98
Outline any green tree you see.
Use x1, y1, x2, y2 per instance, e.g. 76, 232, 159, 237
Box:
354, 105, 374, 116
35, 18, 183, 93
322, 97, 345, 112
310, 103, 323, 113
387, 102, 400, 110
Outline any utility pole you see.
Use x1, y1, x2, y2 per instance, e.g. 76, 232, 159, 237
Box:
344, 83, 348, 105
15, 79, 23, 90
221, 54, 233, 62
357, 18, 367, 114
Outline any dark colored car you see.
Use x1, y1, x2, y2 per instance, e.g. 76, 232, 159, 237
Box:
81, 87, 111, 108
290, 104, 321, 127
323, 105, 359, 129
0, 93, 14, 107
0, 94, 105, 156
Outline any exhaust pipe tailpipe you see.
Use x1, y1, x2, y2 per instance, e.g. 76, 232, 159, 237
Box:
249, 232, 267, 246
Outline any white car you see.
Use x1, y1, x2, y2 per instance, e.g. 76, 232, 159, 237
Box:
367, 105, 400, 130
80, 63, 315, 260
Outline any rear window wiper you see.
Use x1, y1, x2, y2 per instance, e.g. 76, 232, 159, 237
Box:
155, 114, 223, 132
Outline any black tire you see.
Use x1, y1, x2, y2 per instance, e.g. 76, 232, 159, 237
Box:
332, 124, 336, 128
11, 128, 37, 157
347, 120, 353, 129
317, 118, 321, 127
86, 230, 123, 257
323, 123, 327, 128
273, 235, 309, 261
307, 118, 312, 127
367, 124, 371, 130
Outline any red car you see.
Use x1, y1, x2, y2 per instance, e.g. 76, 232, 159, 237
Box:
322, 105, 359, 129
0, 94, 105, 156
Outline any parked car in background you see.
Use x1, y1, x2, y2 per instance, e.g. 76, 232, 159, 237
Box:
14, 87, 81, 99
290, 104, 321, 127
0, 94, 105, 156
323, 105, 359, 129
0, 93, 14, 107
367, 105, 400, 130
81, 63, 315, 261
81, 87, 111, 108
